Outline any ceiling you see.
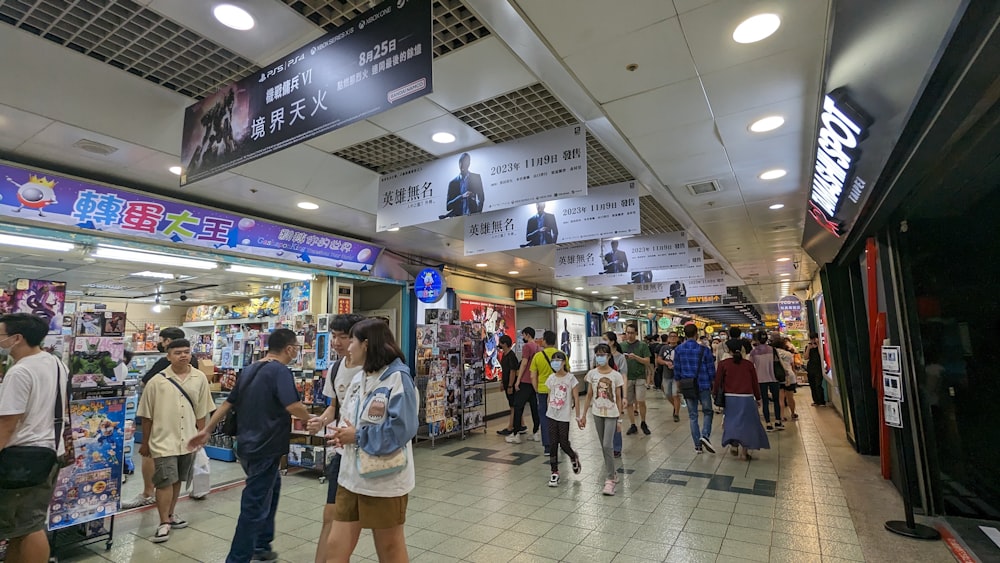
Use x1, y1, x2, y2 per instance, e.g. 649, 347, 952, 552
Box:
0, 0, 826, 322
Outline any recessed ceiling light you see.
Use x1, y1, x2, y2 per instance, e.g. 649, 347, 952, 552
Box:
508, 270, 519, 275
387, 227, 400, 232
780, 273, 791, 276
759, 169, 787, 180
297, 202, 319, 210
776, 257, 791, 262
611, 296, 619, 300
749, 115, 785, 133
591, 290, 599, 294
214, 4, 255, 30
475, 263, 488, 268
132, 271, 175, 279
168, 165, 182, 175
431, 132, 456, 144
575, 287, 584, 291
733, 13, 781, 44
769, 203, 785, 210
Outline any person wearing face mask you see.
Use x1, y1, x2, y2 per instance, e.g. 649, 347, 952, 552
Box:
581, 343, 625, 495
188, 329, 312, 563
529, 330, 561, 456
543, 352, 581, 487
123, 326, 200, 510
506, 328, 541, 443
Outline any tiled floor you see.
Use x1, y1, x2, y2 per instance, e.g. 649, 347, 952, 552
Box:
60, 391, 956, 562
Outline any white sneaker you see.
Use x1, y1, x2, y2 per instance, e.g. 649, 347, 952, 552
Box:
505, 433, 521, 444
531, 431, 540, 442
548, 473, 560, 487
150, 523, 170, 543
122, 493, 155, 509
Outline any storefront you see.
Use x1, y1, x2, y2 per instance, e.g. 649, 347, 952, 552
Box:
0, 160, 407, 517
802, 0, 999, 527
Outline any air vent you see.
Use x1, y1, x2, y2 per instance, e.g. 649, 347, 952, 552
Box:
73, 139, 119, 156
685, 180, 721, 196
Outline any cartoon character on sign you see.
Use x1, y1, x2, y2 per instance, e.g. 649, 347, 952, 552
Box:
6, 174, 58, 216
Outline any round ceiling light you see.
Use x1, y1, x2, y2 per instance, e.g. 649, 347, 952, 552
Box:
387, 227, 400, 232
574, 286, 584, 291
732, 13, 781, 44
591, 290, 599, 294
431, 132, 456, 144
508, 270, 519, 275
759, 169, 787, 180
776, 257, 791, 262
780, 273, 791, 276
475, 263, 488, 267
168, 165, 182, 175
297, 202, 319, 210
214, 4, 255, 31
769, 203, 785, 210
749, 115, 785, 133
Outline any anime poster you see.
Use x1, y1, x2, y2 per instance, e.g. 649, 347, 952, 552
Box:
315, 332, 329, 370
122, 391, 138, 475
458, 298, 516, 382
49, 397, 126, 531
101, 311, 127, 337
70, 338, 125, 387
12, 278, 66, 334
0, 289, 13, 314
75, 312, 103, 336
279, 281, 311, 321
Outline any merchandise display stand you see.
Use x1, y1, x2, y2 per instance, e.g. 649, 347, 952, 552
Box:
461, 321, 487, 437
283, 307, 331, 481
415, 320, 464, 447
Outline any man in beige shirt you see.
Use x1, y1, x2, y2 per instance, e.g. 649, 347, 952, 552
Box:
137, 339, 214, 544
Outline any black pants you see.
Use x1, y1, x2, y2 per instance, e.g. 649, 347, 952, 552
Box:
512, 383, 540, 433
807, 369, 825, 405
653, 368, 663, 390
547, 419, 577, 472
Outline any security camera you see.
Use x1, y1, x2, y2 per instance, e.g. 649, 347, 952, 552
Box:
179, 291, 188, 302
793, 261, 799, 270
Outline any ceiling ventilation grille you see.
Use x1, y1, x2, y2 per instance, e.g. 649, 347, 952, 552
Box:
685, 180, 722, 196
279, 0, 491, 57
332, 134, 436, 173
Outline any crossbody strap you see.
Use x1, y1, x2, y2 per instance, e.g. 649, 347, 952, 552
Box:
53, 360, 67, 451
162, 372, 196, 411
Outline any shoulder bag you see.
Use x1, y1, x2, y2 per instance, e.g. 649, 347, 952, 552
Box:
0, 362, 72, 489
221, 361, 266, 436
677, 346, 706, 402
772, 348, 788, 383
713, 361, 726, 408
161, 372, 196, 411
355, 367, 408, 478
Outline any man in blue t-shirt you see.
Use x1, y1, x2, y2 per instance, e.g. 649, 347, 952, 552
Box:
189, 329, 311, 563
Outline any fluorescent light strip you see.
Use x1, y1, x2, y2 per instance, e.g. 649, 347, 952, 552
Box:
0, 234, 75, 252
131, 271, 175, 279
93, 245, 217, 270
226, 264, 312, 281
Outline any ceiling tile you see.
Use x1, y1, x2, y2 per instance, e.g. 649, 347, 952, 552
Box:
306, 121, 390, 153
679, 0, 830, 75
701, 46, 824, 117
514, 0, 675, 58
630, 120, 722, 162
20, 122, 159, 167
563, 17, 696, 103
425, 37, 537, 111
393, 114, 491, 156
603, 78, 713, 137
714, 96, 808, 148
724, 130, 801, 169
649, 148, 732, 187
367, 98, 449, 132
0, 104, 53, 151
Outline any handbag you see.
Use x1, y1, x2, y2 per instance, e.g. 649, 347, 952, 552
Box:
772, 348, 788, 383
354, 367, 408, 479
222, 361, 266, 436
0, 362, 71, 489
678, 347, 706, 401
714, 363, 726, 408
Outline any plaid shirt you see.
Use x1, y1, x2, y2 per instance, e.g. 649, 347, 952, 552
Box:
673, 339, 716, 390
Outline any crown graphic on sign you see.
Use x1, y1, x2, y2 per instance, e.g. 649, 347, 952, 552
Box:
28, 175, 57, 188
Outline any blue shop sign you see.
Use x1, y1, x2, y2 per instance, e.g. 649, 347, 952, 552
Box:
415, 268, 444, 303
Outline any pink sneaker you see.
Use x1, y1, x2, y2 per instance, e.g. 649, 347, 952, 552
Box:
602, 479, 616, 496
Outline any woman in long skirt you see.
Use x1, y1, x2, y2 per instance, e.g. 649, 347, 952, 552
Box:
715, 339, 769, 460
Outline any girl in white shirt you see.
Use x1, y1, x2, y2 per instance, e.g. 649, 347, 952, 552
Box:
580, 343, 626, 495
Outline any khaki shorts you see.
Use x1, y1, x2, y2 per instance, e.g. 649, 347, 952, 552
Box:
0, 464, 58, 539
153, 454, 194, 489
333, 486, 408, 529
625, 379, 646, 403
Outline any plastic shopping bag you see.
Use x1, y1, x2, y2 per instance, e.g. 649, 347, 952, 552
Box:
190, 448, 211, 499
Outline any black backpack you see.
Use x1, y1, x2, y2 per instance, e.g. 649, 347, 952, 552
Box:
772, 348, 788, 383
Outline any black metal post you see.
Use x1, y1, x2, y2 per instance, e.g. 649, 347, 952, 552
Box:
884, 425, 940, 539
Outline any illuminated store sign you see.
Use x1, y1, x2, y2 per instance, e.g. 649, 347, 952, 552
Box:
809, 91, 872, 237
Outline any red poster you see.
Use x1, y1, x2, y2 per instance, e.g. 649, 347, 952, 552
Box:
459, 298, 516, 381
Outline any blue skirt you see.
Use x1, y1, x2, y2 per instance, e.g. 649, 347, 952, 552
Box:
722, 395, 770, 450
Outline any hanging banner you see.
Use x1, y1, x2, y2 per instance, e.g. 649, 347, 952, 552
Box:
463, 181, 639, 255
633, 275, 726, 301
180, 0, 433, 185
585, 246, 705, 287
377, 125, 587, 230
49, 397, 126, 531
458, 298, 516, 382
778, 295, 803, 321
555, 231, 687, 279
0, 163, 381, 273
555, 310, 589, 373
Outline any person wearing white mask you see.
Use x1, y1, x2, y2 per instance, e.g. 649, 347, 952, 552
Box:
543, 351, 581, 487
580, 343, 626, 495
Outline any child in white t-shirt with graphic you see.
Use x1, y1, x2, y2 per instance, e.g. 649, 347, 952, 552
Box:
580, 343, 626, 495
545, 351, 581, 487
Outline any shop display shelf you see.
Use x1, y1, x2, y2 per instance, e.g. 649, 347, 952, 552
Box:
205, 445, 237, 462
